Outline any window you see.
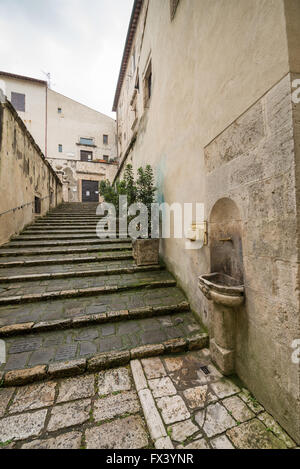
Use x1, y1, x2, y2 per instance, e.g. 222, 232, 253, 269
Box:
11, 92, 25, 112
143, 60, 152, 108
103, 155, 109, 162
58, 107, 62, 114
103, 135, 108, 145
170, 0, 180, 20
79, 137, 94, 146
58, 144, 63, 153
34, 197, 41, 214
80, 150, 93, 162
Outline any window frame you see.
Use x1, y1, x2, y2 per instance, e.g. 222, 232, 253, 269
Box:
103, 134, 109, 145
11, 92, 26, 112
80, 150, 93, 162
58, 144, 63, 153
143, 59, 152, 109
79, 137, 95, 147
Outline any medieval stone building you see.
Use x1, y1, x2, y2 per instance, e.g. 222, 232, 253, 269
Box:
113, 0, 300, 442
0, 71, 118, 203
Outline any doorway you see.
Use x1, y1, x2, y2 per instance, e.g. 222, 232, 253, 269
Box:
81, 180, 99, 202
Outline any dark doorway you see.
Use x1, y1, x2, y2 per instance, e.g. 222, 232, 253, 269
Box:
81, 180, 99, 202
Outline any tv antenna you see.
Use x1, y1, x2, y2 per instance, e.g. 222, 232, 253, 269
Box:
41, 71, 53, 89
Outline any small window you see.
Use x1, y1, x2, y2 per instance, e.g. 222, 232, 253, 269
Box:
103, 135, 108, 145
143, 61, 152, 108
34, 197, 41, 214
58, 144, 63, 153
58, 107, 62, 114
81, 150, 93, 162
79, 137, 94, 146
11, 92, 25, 112
170, 0, 180, 20
103, 155, 109, 162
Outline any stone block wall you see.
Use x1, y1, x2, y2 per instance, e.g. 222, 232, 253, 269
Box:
204, 74, 300, 442
0, 97, 62, 245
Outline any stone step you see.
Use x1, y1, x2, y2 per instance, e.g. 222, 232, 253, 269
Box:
0, 285, 187, 328
21, 231, 110, 236
14, 234, 124, 240
0, 243, 131, 257
0, 252, 133, 268
0, 277, 176, 305
6, 239, 132, 248
0, 264, 162, 283
0, 311, 208, 385
34, 218, 105, 222
25, 223, 113, 228
0, 268, 172, 295
0, 301, 190, 337
30, 223, 101, 227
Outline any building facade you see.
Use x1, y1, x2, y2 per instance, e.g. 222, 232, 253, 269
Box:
113, 0, 300, 443
46, 89, 118, 203
0, 71, 118, 202
0, 88, 62, 245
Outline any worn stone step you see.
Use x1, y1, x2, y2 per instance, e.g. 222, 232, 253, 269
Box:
6, 239, 132, 248
21, 231, 108, 236
0, 264, 163, 283
34, 218, 105, 223
14, 234, 125, 241
0, 243, 131, 258
0, 285, 187, 328
0, 269, 172, 297
0, 277, 176, 305
0, 301, 190, 337
30, 223, 101, 228
0, 311, 208, 384
0, 258, 134, 276
0, 252, 133, 268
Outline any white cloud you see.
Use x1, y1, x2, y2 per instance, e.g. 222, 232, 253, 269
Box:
0, 0, 133, 117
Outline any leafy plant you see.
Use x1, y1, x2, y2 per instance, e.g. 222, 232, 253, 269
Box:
136, 165, 156, 211
99, 164, 157, 238
123, 164, 137, 206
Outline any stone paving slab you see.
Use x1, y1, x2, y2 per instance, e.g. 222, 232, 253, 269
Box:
0, 311, 202, 372
0, 366, 151, 449
131, 350, 297, 450
0, 352, 296, 449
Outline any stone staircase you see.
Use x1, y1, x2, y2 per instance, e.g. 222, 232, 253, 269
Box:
0, 203, 207, 386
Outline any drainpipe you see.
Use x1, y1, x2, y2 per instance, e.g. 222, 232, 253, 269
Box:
45, 85, 48, 157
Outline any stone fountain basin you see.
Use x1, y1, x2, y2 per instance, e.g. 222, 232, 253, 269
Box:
199, 272, 244, 307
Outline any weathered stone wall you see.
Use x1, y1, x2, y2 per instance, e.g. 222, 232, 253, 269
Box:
0, 98, 62, 246
114, 0, 300, 442
204, 74, 300, 442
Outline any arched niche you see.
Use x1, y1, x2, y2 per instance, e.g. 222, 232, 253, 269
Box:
209, 198, 244, 283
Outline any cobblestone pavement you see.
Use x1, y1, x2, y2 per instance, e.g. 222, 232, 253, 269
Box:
0, 350, 297, 450
130, 350, 298, 450
0, 365, 151, 449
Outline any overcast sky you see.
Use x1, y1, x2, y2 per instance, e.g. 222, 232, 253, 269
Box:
0, 0, 133, 118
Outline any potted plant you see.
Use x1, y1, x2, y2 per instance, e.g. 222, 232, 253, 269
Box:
132, 165, 160, 266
